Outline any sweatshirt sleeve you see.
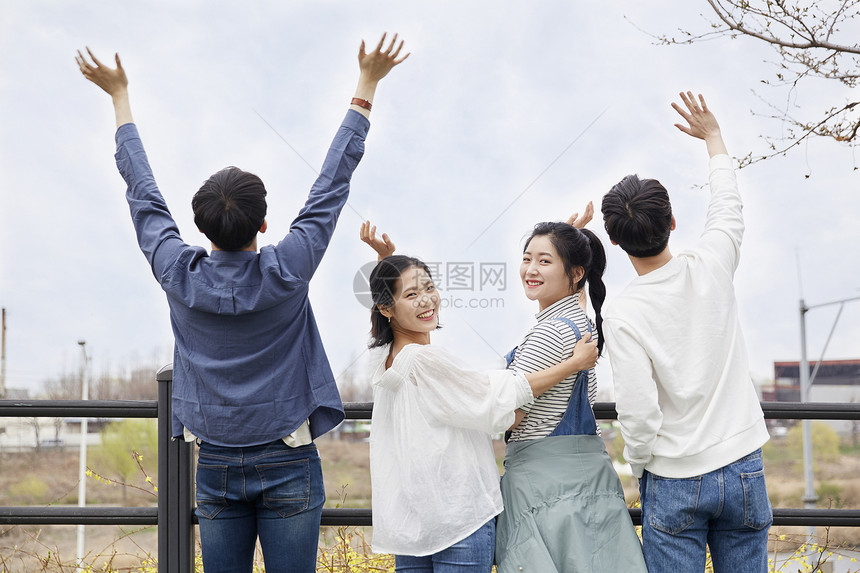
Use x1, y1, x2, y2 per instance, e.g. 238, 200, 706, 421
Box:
699, 153, 744, 277
410, 346, 533, 434
605, 316, 662, 478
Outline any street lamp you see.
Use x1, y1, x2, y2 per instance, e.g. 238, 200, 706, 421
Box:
76, 340, 89, 573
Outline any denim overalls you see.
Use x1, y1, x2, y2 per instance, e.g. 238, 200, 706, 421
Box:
505, 316, 597, 437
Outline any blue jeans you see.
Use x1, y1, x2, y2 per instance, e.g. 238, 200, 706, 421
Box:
639, 449, 772, 573
395, 519, 495, 572
195, 440, 325, 573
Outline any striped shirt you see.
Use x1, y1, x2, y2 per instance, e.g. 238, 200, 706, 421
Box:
508, 295, 598, 442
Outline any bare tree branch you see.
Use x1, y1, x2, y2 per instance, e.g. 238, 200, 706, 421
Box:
638, 0, 860, 170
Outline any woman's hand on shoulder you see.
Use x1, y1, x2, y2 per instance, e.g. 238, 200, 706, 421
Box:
569, 332, 598, 372
360, 220, 396, 261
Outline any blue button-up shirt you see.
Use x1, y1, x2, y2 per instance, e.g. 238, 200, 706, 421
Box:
114, 110, 369, 446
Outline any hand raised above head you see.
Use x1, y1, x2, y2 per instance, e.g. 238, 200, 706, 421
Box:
671, 91, 728, 157
672, 92, 719, 140
566, 201, 594, 229
360, 220, 396, 261
76, 47, 128, 97
358, 33, 410, 83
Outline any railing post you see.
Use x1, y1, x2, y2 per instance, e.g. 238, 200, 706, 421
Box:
157, 364, 194, 573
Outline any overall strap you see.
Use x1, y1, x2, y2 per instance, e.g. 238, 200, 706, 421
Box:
546, 315, 598, 437
552, 316, 592, 340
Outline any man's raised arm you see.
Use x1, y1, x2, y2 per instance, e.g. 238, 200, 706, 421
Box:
673, 91, 743, 272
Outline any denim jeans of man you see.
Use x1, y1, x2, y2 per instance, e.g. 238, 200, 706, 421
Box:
639, 449, 772, 573
195, 440, 325, 573
394, 519, 495, 572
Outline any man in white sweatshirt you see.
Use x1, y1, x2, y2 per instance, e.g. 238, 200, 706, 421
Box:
600, 92, 772, 573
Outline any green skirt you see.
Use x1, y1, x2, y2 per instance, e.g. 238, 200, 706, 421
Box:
495, 435, 647, 573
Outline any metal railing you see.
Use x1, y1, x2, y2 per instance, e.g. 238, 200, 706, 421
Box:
1, 367, 859, 572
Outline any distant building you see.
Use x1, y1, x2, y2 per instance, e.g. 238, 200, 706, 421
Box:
762, 359, 860, 435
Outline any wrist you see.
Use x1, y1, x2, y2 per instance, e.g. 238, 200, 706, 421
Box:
704, 133, 728, 157
353, 76, 379, 101
111, 89, 130, 109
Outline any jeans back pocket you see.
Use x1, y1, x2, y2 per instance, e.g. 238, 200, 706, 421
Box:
256, 459, 313, 518
648, 475, 702, 535
195, 463, 229, 519
741, 469, 773, 530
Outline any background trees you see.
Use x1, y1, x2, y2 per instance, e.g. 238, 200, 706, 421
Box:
654, 0, 859, 168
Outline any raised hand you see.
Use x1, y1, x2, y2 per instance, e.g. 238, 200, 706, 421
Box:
671, 91, 727, 157
358, 33, 410, 84
76, 47, 133, 128
352, 34, 409, 118
76, 48, 128, 97
566, 201, 594, 229
360, 220, 396, 261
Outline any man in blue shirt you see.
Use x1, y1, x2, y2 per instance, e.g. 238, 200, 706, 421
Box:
77, 35, 408, 573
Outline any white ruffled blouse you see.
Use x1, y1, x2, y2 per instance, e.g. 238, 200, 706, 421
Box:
368, 343, 533, 556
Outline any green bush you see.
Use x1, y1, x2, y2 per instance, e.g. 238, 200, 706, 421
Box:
785, 421, 841, 470
816, 481, 845, 508
8, 474, 49, 504
92, 419, 158, 502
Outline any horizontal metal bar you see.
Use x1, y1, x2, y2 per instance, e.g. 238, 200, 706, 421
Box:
0, 400, 158, 418
758, 402, 860, 420
1, 505, 857, 529
3, 400, 858, 421
772, 508, 860, 527
0, 506, 157, 526
344, 402, 373, 420
591, 402, 860, 421
619, 508, 860, 528
321, 508, 372, 526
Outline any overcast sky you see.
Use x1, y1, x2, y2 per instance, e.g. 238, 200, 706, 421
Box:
1, 1, 858, 398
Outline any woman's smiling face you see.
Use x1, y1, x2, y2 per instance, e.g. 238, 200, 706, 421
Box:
520, 234, 579, 311
382, 265, 440, 335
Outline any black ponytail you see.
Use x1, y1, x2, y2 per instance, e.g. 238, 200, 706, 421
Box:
580, 228, 607, 356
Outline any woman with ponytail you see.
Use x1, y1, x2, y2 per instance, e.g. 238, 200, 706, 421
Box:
359, 225, 599, 572
494, 221, 647, 573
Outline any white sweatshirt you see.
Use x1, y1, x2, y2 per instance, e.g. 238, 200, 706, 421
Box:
604, 154, 769, 479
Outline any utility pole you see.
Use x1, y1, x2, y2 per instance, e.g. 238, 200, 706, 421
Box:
798, 299, 817, 543
798, 294, 860, 546
76, 340, 90, 573
1, 307, 6, 399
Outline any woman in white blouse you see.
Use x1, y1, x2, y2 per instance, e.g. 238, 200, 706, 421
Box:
359, 222, 598, 572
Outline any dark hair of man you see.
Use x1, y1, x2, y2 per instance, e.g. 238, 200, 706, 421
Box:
192, 166, 268, 251
525, 222, 607, 356
601, 174, 673, 258
368, 255, 439, 348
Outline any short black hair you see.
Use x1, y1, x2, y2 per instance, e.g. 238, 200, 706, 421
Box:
192, 166, 267, 251
601, 174, 673, 258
